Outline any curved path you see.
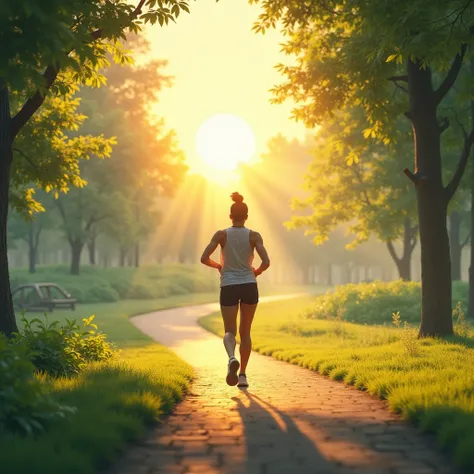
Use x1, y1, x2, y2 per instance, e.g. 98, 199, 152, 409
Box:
109, 296, 461, 474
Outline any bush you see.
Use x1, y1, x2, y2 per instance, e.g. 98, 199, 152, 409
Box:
303, 280, 468, 325
0, 335, 73, 435
12, 315, 116, 377
9, 264, 217, 304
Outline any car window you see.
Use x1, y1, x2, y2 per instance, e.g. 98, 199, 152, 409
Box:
24, 287, 40, 305
39, 286, 50, 299
49, 286, 67, 299
12, 288, 23, 306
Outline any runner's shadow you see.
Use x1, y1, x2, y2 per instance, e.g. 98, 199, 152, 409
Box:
231, 390, 466, 474
231, 390, 331, 474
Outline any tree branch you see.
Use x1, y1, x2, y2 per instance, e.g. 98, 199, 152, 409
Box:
352, 165, 372, 207
388, 75, 408, 82
88, 0, 146, 41
445, 126, 474, 202
389, 77, 409, 94
435, 42, 468, 105
13, 148, 38, 169
409, 226, 419, 252
11, 0, 147, 138
403, 168, 420, 184
386, 241, 401, 264
438, 116, 450, 134
11, 65, 60, 139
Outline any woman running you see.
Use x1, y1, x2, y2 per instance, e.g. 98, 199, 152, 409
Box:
200, 192, 270, 388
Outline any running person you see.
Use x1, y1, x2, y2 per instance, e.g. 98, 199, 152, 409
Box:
200, 192, 270, 388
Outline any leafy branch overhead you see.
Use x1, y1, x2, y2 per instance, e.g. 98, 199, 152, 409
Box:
1, 0, 193, 137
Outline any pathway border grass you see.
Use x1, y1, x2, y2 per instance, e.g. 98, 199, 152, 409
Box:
2, 293, 212, 474
199, 295, 474, 471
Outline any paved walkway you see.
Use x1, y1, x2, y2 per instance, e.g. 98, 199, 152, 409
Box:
108, 296, 461, 474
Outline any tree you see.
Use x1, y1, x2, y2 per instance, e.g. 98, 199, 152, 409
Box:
250, 0, 474, 336
287, 109, 419, 281
0, 0, 192, 335
78, 36, 186, 268
8, 190, 57, 273
242, 133, 395, 283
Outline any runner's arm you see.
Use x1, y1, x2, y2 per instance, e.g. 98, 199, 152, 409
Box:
200, 230, 224, 271
252, 232, 270, 277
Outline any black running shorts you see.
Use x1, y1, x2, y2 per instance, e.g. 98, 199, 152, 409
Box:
220, 283, 259, 306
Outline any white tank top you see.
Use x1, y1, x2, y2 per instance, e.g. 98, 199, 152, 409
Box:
220, 227, 256, 287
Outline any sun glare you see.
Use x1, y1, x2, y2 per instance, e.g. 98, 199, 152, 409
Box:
196, 114, 256, 172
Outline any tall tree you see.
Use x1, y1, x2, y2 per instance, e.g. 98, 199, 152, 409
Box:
0, 0, 192, 335
250, 0, 474, 336
288, 109, 418, 281
79, 36, 186, 268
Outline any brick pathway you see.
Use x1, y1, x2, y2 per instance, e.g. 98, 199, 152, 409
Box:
107, 297, 462, 474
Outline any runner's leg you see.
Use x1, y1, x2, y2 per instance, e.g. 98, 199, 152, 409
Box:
221, 304, 238, 357
239, 302, 257, 374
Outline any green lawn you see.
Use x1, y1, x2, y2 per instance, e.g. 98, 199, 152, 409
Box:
2, 292, 224, 474
199, 295, 474, 470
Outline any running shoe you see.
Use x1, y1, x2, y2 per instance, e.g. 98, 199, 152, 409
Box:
237, 374, 249, 388
226, 356, 240, 386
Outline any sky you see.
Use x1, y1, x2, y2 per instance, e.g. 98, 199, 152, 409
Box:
145, 0, 309, 175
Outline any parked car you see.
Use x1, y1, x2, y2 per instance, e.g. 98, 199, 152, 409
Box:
12, 283, 78, 312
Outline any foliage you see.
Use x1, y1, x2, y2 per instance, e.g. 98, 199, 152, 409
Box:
200, 295, 474, 470
48, 36, 186, 272
0, 335, 73, 436
9, 264, 219, 304
1, 0, 191, 93
300, 280, 468, 325
287, 109, 418, 256
12, 314, 115, 377
10, 91, 115, 214
240, 133, 395, 272
250, 0, 474, 134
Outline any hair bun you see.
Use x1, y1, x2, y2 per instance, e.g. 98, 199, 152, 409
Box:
231, 192, 244, 203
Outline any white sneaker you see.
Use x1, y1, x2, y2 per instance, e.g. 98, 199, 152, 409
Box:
226, 357, 240, 386
237, 374, 249, 388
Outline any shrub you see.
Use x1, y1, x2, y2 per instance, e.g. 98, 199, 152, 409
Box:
13, 315, 116, 377
10, 264, 217, 304
0, 335, 73, 435
303, 280, 468, 325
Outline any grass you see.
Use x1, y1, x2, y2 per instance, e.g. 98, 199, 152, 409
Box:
0, 344, 192, 474
199, 293, 474, 470
1, 292, 216, 474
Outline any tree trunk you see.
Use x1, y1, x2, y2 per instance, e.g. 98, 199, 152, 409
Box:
88, 234, 96, 265
449, 211, 462, 281
327, 263, 332, 285
386, 218, 416, 281
28, 222, 37, 274
0, 80, 18, 336
70, 240, 83, 275
469, 65, 474, 318
134, 241, 140, 268
397, 254, 411, 281
407, 59, 453, 337
119, 247, 127, 267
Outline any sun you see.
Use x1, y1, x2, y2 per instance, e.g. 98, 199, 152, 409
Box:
195, 114, 256, 172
